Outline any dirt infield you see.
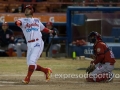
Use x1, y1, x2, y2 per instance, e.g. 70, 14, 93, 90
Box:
0, 57, 120, 90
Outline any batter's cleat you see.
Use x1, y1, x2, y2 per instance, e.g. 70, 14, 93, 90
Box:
22, 80, 29, 84
107, 73, 114, 82
45, 68, 52, 82
22, 76, 30, 84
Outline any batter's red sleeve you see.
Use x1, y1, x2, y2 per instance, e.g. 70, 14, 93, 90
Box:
15, 20, 22, 27
42, 28, 50, 33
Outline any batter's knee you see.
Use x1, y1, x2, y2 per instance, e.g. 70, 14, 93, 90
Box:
28, 60, 36, 66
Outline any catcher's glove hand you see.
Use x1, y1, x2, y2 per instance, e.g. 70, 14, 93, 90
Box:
90, 54, 96, 59
86, 64, 95, 74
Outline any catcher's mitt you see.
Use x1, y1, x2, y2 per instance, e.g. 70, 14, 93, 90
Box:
86, 64, 95, 74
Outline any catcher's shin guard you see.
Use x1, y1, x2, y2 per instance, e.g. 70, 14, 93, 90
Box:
86, 77, 94, 82
86, 73, 109, 82
96, 73, 109, 82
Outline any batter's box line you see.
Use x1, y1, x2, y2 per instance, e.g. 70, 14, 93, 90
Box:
0, 74, 55, 77
0, 74, 44, 77
0, 73, 56, 77
0, 74, 81, 77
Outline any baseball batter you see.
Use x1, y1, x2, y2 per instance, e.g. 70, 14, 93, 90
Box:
15, 5, 56, 84
86, 31, 116, 82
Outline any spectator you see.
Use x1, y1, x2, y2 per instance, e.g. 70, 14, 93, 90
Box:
43, 22, 61, 57
15, 35, 27, 57
11, 8, 19, 13
0, 22, 15, 57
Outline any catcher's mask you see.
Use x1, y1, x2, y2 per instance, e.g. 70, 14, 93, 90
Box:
24, 5, 34, 15
88, 31, 102, 43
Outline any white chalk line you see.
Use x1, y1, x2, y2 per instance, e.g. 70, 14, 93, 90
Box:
0, 82, 120, 87
0, 81, 17, 83
0, 84, 48, 86
0, 74, 120, 87
0, 74, 44, 76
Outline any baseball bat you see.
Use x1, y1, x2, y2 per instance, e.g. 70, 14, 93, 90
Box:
46, 35, 55, 57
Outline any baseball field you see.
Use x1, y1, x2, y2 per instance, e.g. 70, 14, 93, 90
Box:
0, 57, 120, 90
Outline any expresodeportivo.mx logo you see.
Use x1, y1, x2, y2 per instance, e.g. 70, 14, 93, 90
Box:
53, 73, 120, 79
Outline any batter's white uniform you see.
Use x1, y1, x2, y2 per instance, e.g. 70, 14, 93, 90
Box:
17, 18, 45, 65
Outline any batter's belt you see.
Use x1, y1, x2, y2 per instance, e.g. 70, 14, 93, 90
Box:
28, 38, 39, 43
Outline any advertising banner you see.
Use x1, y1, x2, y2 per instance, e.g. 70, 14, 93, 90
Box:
0, 13, 66, 23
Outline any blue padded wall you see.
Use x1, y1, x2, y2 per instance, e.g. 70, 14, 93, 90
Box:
72, 14, 87, 25
111, 27, 120, 38
102, 36, 115, 42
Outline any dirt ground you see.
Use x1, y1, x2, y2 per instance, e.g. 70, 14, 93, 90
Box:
0, 57, 120, 90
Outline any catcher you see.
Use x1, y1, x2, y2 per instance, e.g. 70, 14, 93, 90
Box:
86, 31, 116, 82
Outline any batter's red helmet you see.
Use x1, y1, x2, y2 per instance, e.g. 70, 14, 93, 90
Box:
46, 22, 53, 26
24, 5, 34, 15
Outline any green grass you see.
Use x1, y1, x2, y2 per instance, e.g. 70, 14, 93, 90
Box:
0, 57, 120, 75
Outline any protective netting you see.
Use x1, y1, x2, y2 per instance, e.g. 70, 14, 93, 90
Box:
71, 11, 120, 43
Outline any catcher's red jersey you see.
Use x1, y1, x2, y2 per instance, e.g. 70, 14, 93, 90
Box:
93, 41, 115, 64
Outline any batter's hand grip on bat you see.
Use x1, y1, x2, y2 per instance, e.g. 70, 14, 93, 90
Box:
52, 31, 57, 36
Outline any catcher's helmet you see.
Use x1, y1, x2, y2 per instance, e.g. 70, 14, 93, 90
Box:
88, 31, 102, 43
24, 5, 34, 15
